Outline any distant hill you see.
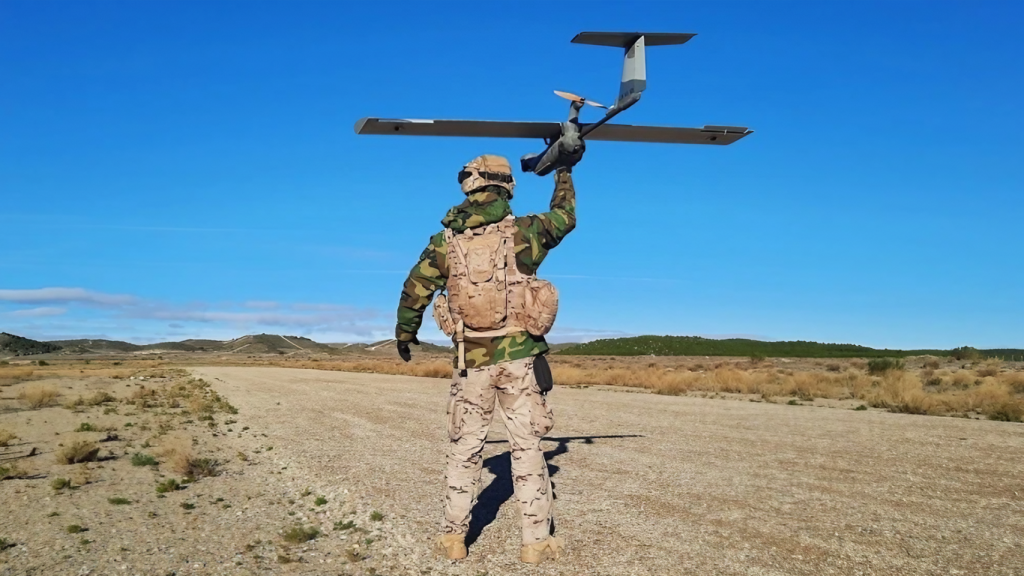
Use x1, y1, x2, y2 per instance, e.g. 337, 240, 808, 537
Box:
546, 342, 580, 353
222, 334, 339, 355
50, 339, 143, 354
557, 335, 1024, 359
45, 334, 369, 356
1, 332, 63, 356
327, 340, 454, 356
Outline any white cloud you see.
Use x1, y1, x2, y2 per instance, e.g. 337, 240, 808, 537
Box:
544, 326, 633, 343
243, 301, 280, 309
140, 309, 378, 328
1, 286, 387, 342
8, 306, 67, 318
0, 287, 136, 306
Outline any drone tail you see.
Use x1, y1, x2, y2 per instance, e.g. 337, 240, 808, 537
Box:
571, 32, 695, 108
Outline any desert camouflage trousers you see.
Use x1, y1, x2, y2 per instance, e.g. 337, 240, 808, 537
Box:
443, 356, 555, 545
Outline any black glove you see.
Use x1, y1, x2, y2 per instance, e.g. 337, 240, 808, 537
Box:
397, 336, 419, 362
534, 354, 554, 394
556, 138, 585, 174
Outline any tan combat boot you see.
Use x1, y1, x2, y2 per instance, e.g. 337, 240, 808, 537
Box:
434, 534, 468, 560
520, 536, 564, 564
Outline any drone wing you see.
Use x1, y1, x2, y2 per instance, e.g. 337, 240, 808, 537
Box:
584, 124, 752, 145
355, 118, 752, 145
354, 118, 561, 140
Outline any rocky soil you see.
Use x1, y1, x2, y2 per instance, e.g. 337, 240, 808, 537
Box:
2, 364, 1024, 575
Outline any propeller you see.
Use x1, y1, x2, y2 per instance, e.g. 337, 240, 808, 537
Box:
554, 90, 608, 109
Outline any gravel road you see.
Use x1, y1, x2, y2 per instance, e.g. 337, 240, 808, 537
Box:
194, 366, 1024, 576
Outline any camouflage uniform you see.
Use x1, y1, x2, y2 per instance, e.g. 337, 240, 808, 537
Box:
395, 171, 576, 548
396, 171, 576, 368
444, 356, 555, 544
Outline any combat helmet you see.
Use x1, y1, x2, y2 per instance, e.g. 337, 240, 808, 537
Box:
458, 154, 516, 197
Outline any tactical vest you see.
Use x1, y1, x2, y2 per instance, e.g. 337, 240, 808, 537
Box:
433, 215, 559, 370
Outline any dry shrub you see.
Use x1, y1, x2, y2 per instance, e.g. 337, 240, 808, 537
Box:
130, 386, 158, 401
56, 440, 100, 464
865, 373, 944, 415
313, 360, 451, 379
0, 367, 34, 386
0, 462, 26, 479
158, 435, 219, 478
957, 379, 1015, 414
949, 371, 978, 389
84, 391, 116, 406
0, 429, 16, 447
188, 397, 214, 415
988, 401, 1024, 422
975, 360, 1002, 378
18, 384, 59, 408
999, 371, 1024, 394
922, 356, 942, 370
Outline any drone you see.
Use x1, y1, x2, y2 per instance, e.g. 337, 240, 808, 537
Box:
354, 32, 752, 176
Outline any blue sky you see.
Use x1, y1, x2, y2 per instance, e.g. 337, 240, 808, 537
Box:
2, 0, 1022, 348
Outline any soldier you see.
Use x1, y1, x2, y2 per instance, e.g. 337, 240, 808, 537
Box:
394, 154, 578, 564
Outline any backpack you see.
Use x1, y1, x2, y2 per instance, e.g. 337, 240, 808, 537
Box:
433, 215, 558, 367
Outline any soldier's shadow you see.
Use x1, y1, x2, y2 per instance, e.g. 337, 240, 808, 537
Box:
465, 434, 643, 546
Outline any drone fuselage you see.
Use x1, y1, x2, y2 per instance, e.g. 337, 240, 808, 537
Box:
521, 91, 642, 175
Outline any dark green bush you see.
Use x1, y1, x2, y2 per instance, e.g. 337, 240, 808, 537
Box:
867, 358, 904, 375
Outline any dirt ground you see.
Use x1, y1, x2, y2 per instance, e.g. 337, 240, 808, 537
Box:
196, 366, 1022, 575
3, 365, 1024, 575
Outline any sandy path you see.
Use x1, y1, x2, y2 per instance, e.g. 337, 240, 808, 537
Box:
193, 366, 1024, 576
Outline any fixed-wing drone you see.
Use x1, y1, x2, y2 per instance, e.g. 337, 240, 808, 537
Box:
354, 32, 752, 176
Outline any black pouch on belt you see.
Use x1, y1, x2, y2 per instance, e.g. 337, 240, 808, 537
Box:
534, 354, 554, 394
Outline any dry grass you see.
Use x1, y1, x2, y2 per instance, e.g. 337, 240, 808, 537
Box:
1001, 371, 1024, 394
158, 435, 219, 478
0, 367, 34, 386
549, 360, 1024, 421
280, 359, 452, 379
84, 391, 116, 406
975, 360, 1002, 378
335, 360, 451, 379
257, 353, 1024, 422
17, 384, 60, 408
55, 440, 100, 464
0, 429, 16, 447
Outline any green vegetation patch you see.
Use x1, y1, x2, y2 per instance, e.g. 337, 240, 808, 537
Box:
155, 479, 180, 494
130, 453, 158, 466
282, 525, 320, 543
867, 358, 905, 375
557, 335, 1023, 359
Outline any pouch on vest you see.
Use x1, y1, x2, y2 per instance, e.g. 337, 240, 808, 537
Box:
432, 293, 457, 337
524, 279, 558, 336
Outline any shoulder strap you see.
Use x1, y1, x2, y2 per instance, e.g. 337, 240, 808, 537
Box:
444, 228, 468, 277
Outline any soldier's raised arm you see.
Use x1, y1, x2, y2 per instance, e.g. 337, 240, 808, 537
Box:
395, 232, 447, 355
531, 169, 577, 250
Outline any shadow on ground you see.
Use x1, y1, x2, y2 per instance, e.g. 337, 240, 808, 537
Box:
466, 435, 643, 545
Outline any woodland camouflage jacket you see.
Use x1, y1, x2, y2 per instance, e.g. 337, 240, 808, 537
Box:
396, 171, 576, 368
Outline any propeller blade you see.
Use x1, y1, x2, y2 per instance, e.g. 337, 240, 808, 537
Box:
554, 90, 583, 102
554, 90, 608, 109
